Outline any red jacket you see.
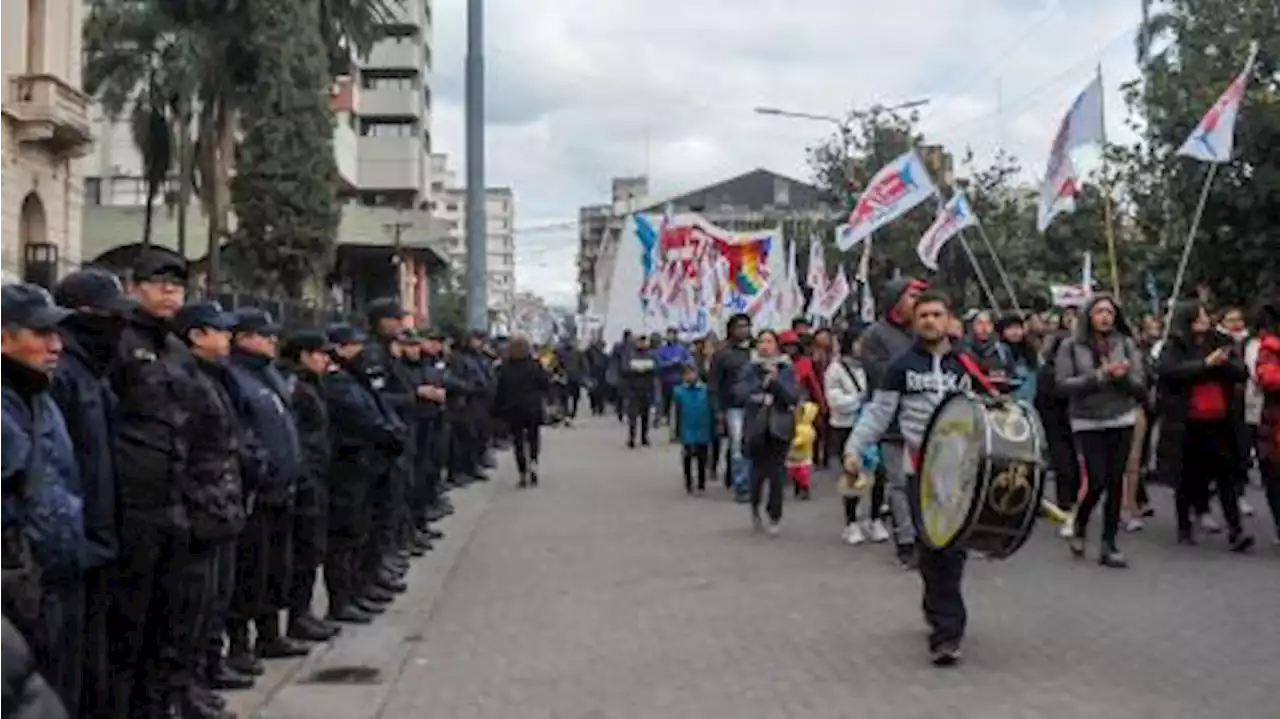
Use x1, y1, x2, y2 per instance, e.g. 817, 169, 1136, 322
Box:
791, 355, 827, 414
1255, 332, 1280, 463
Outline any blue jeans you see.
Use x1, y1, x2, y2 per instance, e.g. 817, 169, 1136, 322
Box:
726, 408, 751, 494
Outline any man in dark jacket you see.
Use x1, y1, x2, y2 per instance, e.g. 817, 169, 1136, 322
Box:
585, 339, 609, 415
416, 329, 460, 527
49, 269, 132, 714
280, 330, 342, 642
225, 308, 310, 669
174, 301, 256, 715
1, 284, 84, 715
620, 333, 659, 448
107, 254, 215, 717
324, 324, 405, 623
860, 276, 928, 565
710, 314, 754, 499
447, 332, 491, 483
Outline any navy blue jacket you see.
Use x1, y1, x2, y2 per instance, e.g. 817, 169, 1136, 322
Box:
324, 362, 404, 487
50, 336, 118, 569
2, 358, 86, 581
227, 351, 302, 506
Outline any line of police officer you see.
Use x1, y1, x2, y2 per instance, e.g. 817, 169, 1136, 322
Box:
1, 252, 497, 719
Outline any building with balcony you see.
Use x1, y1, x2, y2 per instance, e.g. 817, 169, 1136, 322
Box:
575, 176, 649, 313
2, 0, 94, 285
431, 157, 516, 320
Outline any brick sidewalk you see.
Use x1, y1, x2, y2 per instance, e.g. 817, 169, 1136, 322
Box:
265, 415, 1279, 719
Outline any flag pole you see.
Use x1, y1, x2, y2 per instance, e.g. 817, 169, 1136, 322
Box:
1160, 162, 1219, 343
934, 193, 1001, 313
971, 219, 1025, 316
1098, 63, 1123, 302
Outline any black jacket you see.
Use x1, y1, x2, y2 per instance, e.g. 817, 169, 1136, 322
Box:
288, 368, 331, 515
227, 351, 302, 507
711, 341, 752, 411
109, 308, 197, 529
493, 357, 551, 426
2, 616, 67, 719
186, 357, 248, 541
324, 361, 404, 491
49, 333, 118, 569
619, 346, 658, 404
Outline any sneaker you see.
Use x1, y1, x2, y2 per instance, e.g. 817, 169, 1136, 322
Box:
1124, 517, 1144, 532
1228, 532, 1255, 553
1239, 498, 1255, 517
931, 642, 962, 667
843, 522, 866, 545
1199, 513, 1223, 533
1059, 521, 1075, 539
766, 520, 781, 537
868, 519, 891, 543
1098, 548, 1129, 569
1068, 537, 1085, 559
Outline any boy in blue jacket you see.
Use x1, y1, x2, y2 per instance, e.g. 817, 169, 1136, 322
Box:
672, 364, 712, 493
657, 328, 694, 431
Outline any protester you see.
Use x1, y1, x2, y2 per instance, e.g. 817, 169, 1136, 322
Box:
825, 327, 889, 545
656, 327, 693, 432
1156, 301, 1254, 552
493, 337, 551, 488
585, 339, 609, 416
1251, 302, 1280, 543
1055, 294, 1146, 568
996, 314, 1038, 403
712, 315, 755, 501
809, 327, 835, 468
733, 329, 800, 536
1036, 311, 1082, 535
673, 364, 713, 494
556, 336, 587, 421
620, 333, 658, 448
778, 330, 823, 499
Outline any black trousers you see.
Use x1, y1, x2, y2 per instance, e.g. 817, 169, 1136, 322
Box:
1074, 427, 1133, 548
918, 544, 967, 650
229, 505, 293, 648
109, 521, 213, 717
1041, 404, 1082, 509
589, 382, 605, 415
203, 540, 237, 672
365, 470, 396, 582
564, 381, 581, 417
448, 414, 478, 480
511, 420, 541, 475
288, 510, 326, 621
34, 576, 85, 717
627, 401, 651, 444
659, 383, 676, 425
1178, 420, 1244, 536
80, 566, 112, 713
750, 443, 787, 522
682, 444, 708, 491
412, 422, 443, 528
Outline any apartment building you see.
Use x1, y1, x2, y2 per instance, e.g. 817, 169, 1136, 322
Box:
576, 176, 649, 313
434, 177, 517, 320
82, 0, 434, 210
2, 0, 93, 285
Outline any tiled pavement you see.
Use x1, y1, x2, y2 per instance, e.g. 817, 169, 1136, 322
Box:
252, 415, 1278, 719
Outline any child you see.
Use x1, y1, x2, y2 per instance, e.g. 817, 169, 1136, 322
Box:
672, 364, 713, 493
787, 402, 819, 499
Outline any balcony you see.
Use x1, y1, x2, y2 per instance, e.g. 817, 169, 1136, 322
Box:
357, 136, 423, 190
364, 39, 421, 70
358, 86, 421, 117
6, 75, 92, 156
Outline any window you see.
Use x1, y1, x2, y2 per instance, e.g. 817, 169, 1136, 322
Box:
84, 178, 102, 206
380, 24, 419, 40
773, 178, 791, 207
360, 73, 418, 92
359, 119, 418, 137
445, 202, 459, 212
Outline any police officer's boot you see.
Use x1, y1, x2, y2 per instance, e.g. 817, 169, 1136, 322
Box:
255, 614, 312, 659
225, 621, 265, 677
207, 654, 255, 691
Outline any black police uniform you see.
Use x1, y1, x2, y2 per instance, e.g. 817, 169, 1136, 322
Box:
105, 257, 214, 717
281, 330, 339, 641
224, 310, 307, 662
322, 325, 404, 621
50, 270, 131, 714
414, 334, 465, 526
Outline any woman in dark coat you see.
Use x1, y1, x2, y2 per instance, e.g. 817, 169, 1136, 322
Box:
1155, 301, 1253, 549
493, 337, 551, 488
731, 330, 801, 535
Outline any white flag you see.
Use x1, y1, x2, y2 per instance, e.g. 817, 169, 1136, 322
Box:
838, 150, 937, 250
916, 192, 979, 271
779, 240, 804, 321
1037, 75, 1106, 232
856, 244, 875, 322
812, 266, 850, 319
806, 237, 827, 293
1177, 41, 1258, 163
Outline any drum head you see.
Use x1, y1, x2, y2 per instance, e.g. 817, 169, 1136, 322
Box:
917, 395, 984, 550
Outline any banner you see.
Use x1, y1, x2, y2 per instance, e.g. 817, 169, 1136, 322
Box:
602, 213, 785, 343
836, 150, 937, 250
811, 266, 850, 320
1177, 41, 1259, 164
806, 236, 827, 293
917, 192, 978, 271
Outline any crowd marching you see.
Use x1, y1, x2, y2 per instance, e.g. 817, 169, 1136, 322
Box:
2, 253, 514, 719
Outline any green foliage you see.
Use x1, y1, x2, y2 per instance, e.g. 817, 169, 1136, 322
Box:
229, 0, 340, 297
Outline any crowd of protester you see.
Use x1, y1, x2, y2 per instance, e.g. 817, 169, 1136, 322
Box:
2, 253, 511, 719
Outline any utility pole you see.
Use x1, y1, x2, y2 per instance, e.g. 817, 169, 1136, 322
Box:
383, 218, 413, 302
464, 0, 487, 332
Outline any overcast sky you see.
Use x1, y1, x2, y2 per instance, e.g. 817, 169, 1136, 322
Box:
428, 0, 1145, 307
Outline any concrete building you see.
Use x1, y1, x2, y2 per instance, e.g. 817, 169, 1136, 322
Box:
575, 176, 649, 313
2, 0, 93, 285
434, 177, 516, 320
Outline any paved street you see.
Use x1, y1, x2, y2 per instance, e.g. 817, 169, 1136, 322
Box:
250, 415, 1278, 719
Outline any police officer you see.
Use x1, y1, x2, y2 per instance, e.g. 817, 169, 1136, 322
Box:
174, 301, 254, 718
447, 331, 492, 484
49, 270, 133, 714
107, 253, 211, 718
225, 308, 310, 671
416, 329, 462, 527
280, 330, 341, 642
1, 284, 85, 714
361, 300, 413, 590
322, 324, 404, 623
392, 327, 433, 556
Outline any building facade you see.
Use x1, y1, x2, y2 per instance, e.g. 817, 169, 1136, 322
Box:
2, 0, 93, 285
434, 178, 516, 320
575, 176, 649, 313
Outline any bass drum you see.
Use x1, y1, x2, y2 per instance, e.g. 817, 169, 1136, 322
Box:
913, 393, 1046, 559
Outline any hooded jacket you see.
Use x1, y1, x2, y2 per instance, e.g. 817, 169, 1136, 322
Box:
1054, 294, 1145, 431
1253, 331, 1280, 463
859, 277, 924, 441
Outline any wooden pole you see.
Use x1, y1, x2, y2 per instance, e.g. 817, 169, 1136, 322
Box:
1160, 162, 1219, 345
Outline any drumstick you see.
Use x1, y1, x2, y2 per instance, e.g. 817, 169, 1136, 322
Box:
1039, 498, 1070, 524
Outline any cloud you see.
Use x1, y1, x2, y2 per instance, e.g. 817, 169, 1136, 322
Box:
427, 0, 1144, 306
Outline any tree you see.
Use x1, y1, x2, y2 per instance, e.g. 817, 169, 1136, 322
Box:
1125, 0, 1280, 306
228, 0, 340, 297
319, 0, 405, 76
